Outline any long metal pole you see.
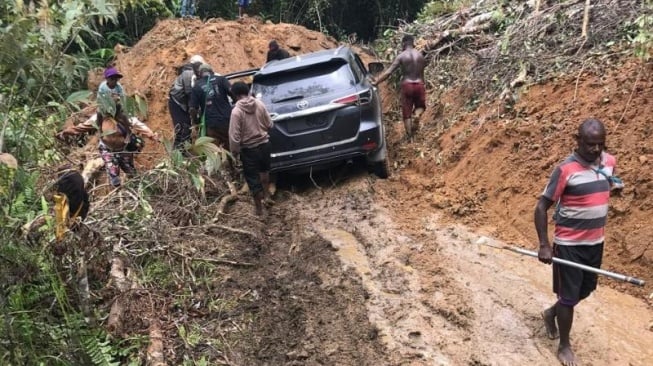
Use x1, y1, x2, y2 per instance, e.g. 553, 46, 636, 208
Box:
507, 246, 645, 287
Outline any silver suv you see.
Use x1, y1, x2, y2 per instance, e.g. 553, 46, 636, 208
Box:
252, 46, 389, 178
231, 46, 389, 178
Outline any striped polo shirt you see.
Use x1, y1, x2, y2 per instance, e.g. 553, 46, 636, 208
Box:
542, 152, 616, 246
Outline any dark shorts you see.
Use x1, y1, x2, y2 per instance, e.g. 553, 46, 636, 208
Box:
241, 142, 271, 195
238, 0, 249, 7
168, 99, 192, 148
400, 81, 426, 119
553, 243, 603, 305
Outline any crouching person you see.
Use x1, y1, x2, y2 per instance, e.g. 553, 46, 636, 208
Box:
228, 82, 273, 216
58, 112, 159, 187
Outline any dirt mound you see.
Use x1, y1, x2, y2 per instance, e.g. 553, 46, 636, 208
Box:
111, 17, 338, 168
388, 58, 653, 299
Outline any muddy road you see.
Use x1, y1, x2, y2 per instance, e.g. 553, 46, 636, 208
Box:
251, 166, 653, 366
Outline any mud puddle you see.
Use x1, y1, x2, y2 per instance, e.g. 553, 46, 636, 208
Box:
284, 171, 653, 366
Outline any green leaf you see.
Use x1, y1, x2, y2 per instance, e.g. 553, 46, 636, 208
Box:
190, 173, 205, 192
134, 94, 148, 118
66, 90, 93, 105
96, 92, 117, 116
40, 195, 48, 215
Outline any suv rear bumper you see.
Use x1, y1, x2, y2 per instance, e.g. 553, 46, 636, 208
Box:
270, 122, 383, 173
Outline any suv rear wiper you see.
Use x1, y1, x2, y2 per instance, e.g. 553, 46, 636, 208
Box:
272, 95, 304, 103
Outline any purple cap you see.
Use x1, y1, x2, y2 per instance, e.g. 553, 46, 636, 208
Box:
103, 67, 123, 79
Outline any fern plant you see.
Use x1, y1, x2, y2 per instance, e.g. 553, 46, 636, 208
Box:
82, 333, 120, 366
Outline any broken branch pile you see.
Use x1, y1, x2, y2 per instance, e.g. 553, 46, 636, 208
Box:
388, 0, 644, 102
46, 154, 266, 364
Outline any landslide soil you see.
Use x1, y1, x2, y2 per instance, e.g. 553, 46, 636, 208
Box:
88, 17, 653, 365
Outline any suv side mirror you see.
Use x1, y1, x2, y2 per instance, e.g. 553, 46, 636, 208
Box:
367, 62, 384, 76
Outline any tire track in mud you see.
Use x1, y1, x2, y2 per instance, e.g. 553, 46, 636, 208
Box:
292, 177, 473, 364
287, 173, 653, 365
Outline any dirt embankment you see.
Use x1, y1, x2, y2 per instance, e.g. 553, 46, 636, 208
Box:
392, 58, 653, 300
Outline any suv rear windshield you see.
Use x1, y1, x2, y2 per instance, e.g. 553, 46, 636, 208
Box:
253, 60, 354, 104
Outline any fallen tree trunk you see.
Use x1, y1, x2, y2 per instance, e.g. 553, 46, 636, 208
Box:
106, 238, 136, 336
106, 298, 123, 334
146, 321, 166, 366
110, 256, 130, 292
462, 12, 494, 32
581, 0, 591, 38
422, 12, 494, 54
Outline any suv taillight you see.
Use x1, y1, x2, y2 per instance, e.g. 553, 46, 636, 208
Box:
331, 94, 359, 105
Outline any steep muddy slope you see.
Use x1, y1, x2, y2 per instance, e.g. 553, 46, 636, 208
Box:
391, 59, 653, 300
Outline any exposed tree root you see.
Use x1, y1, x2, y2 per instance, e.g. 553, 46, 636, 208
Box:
217, 180, 239, 215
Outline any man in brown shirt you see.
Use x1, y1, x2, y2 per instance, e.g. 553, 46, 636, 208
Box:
228, 81, 273, 216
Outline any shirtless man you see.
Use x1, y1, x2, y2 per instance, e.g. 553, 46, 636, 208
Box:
372, 34, 427, 140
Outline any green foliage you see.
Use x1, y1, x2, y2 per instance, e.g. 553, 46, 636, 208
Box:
630, 1, 653, 60
97, 92, 119, 117
0, 2, 160, 365
82, 333, 120, 366
0, 1, 117, 105
188, 136, 230, 176
88, 47, 116, 64
0, 245, 124, 365
1, 169, 42, 227
66, 89, 94, 105
142, 258, 176, 288
195, 0, 427, 41
178, 323, 203, 348
111, 0, 171, 43
417, 0, 472, 22
125, 93, 149, 119
95, 92, 149, 122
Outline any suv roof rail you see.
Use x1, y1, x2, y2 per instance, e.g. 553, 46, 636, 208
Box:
224, 68, 259, 80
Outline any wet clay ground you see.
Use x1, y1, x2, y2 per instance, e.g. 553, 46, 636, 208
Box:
80, 17, 653, 365
253, 169, 652, 365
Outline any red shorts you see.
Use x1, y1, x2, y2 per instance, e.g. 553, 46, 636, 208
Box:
400, 81, 426, 119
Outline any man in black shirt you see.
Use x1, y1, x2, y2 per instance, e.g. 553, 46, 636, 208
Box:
168, 54, 204, 149
189, 64, 233, 147
266, 40, 290, 63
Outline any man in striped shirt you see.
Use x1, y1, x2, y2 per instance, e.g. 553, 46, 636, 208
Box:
534, 118, 618, 366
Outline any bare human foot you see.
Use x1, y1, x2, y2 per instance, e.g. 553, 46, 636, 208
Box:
557, 344, 578, 366
542, 309, 559, 339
